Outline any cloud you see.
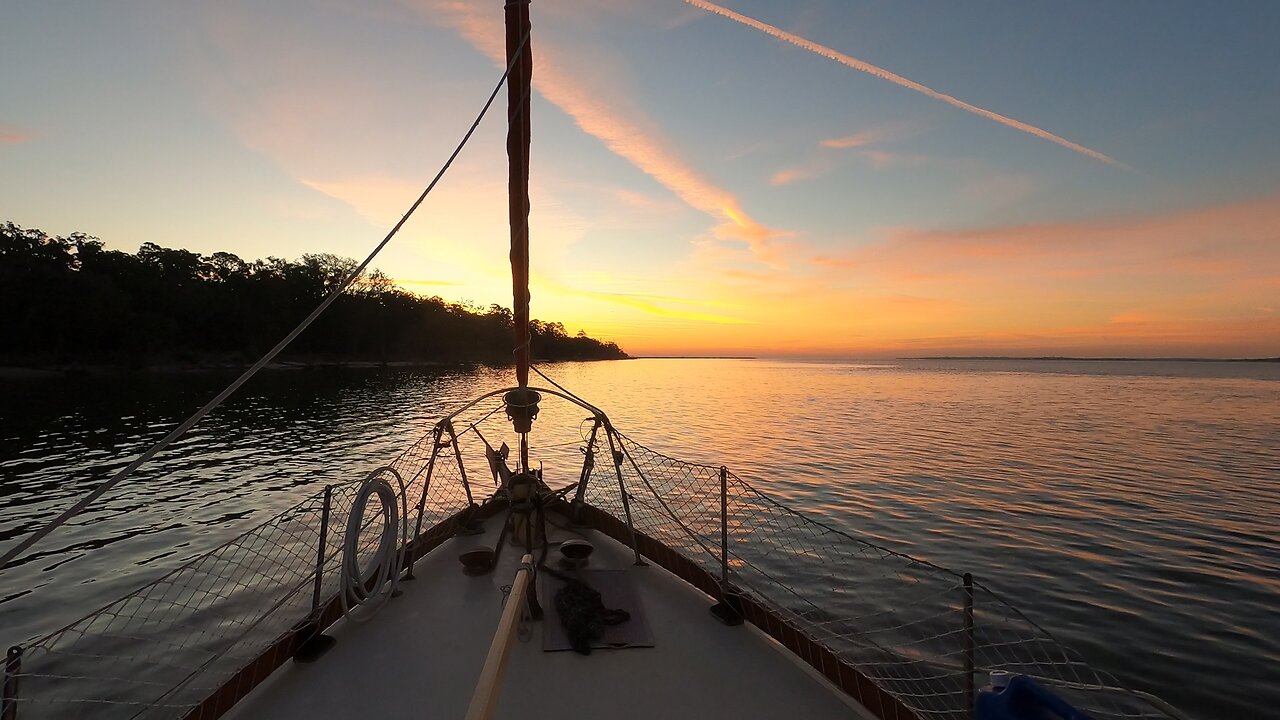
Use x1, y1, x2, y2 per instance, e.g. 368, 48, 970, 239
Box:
820, 123, 919, 150
764, 194, 1280, 356
815, 121, 932, 172
860, 194, 1280, 277
411, 0, 787, 265
770, 158, 831, 186
540, 276, 752, 325
810, 195, 1280, 330
301, 175, 423, 227
608, 187, 683, 214
772, 121, 925, 184
685, 0, 1127, 169
811, 254, 859, 269
859, 149, 929, 170
0, 125, 32, 145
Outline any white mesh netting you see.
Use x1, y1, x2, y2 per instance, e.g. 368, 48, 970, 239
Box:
5, 394, 1184, 720
6, 408, 484, 720
583, 430, 1183, 720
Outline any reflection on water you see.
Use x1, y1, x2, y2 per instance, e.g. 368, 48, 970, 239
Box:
1, 358, 1277, 718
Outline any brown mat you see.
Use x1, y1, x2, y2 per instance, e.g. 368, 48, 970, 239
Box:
540, 569, 655, 652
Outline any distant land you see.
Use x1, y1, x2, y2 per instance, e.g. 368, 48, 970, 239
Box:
635, 356, 757, 360
903, 356, 1280, 362
0, 221, 628, 370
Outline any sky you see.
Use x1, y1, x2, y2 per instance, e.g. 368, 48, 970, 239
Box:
2, 0, 1279, 358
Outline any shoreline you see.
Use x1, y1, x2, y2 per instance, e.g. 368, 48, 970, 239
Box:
0, 356, 627, 380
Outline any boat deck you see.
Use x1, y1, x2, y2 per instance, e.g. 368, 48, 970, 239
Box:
225, 510, 872, 719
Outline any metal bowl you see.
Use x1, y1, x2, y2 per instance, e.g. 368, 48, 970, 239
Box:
458, 546, 495, 575
558, 539, 594, 568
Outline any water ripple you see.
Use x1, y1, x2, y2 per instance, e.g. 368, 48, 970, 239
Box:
0, 359, 1276, 718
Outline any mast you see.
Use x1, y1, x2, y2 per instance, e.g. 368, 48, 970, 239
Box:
503, 0, 539, 470
505, 0, 532, 389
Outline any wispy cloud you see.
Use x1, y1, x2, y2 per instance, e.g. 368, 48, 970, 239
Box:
816, 194, 1280, 292
750, 193, 1280, 356
810, 254, 859, 269
301, 175, 422, 227
816, 122, 930, 172
860, 149, 928, 170
0, 124, 32, 145
540, 276, 752, 325
820, 123, 917, 150
685, 0, 1127, 169
413, 0, 787, 265
770, 158, 831, 186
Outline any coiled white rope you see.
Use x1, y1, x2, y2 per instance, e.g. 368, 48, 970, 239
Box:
339, 467, 408, 623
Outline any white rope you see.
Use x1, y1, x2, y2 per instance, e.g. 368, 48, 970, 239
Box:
0, 31, 531, 571
339, 468, 406, 623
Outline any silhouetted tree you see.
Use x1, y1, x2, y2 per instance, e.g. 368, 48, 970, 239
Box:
0, 222, 628, 366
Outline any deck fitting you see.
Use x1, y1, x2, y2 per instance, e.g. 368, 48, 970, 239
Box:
293, 623, 337, 663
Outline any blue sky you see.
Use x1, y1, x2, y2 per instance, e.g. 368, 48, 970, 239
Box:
3, 1, 1279, 356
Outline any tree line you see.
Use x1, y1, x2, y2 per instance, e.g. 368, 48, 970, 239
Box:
0, 222, 628, 366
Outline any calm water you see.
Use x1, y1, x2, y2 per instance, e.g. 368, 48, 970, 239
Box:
1, 359, 1277, 717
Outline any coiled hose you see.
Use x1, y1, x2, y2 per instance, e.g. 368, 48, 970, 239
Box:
340, 467, 408, 623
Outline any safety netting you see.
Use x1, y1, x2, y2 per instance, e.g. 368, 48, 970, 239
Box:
5, 411, 481, 720
4, 392, 1185, 720
583, 429, 1185, 720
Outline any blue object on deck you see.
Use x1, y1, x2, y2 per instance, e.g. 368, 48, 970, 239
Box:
975, 673, 1093, 720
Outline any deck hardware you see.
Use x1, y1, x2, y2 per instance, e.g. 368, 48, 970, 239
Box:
709, 466, 743, 626
720, 465, 729, 584
570, 419, 602, 519
444, 420, 485, 535
3, 645, 20, 720
603, 426, 646, 566
503, 388, 541, 434
408, 425, 446, 576
963, 572, 975, 716
295, 486, 337, 662
709, 594, 744, 626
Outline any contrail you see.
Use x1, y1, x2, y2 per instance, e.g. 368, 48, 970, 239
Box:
686, 0, 1126, 169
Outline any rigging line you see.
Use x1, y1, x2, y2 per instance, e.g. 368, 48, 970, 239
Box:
529, 364, 594, 412
458, 402, 507, 441
0, 32, 531, 571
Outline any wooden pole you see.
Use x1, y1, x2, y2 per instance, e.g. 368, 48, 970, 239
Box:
464, 554, 535, 720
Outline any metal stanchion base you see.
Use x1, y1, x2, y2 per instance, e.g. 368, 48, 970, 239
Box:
293, 622, 337, 663
710, 592, 744, 626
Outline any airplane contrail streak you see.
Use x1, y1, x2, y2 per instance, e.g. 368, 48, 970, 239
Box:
686, 0, 1127, 169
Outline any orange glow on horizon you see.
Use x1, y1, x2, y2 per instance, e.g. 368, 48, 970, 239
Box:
528, 194, 1280, 358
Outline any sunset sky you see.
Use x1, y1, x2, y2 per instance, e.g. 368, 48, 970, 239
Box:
3, 1, 1279, 357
